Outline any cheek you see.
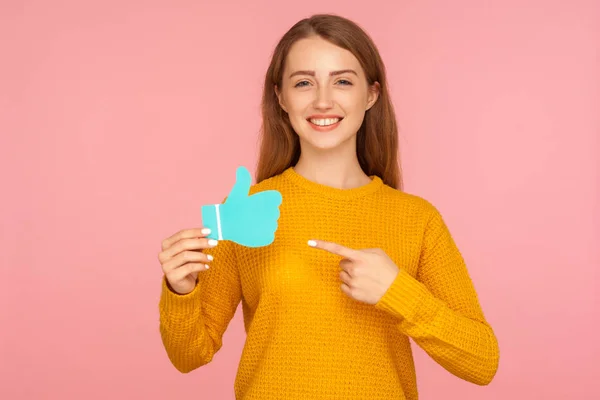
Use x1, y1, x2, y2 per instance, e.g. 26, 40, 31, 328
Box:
343, 92, 369, 116
340, 91, 368, 110
285, 105, 308, 133
284, 91, 309, 110
340, 98, 367, 122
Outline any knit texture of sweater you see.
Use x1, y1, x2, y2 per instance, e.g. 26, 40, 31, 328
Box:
159, 167, 499, 399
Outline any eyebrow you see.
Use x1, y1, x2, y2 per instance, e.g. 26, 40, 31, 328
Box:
289, 69, 358, 78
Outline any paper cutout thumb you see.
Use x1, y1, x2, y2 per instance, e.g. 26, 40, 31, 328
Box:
201, 166, 283, 247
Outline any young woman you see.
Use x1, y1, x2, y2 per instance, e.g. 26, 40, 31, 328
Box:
157, 14, 499, 400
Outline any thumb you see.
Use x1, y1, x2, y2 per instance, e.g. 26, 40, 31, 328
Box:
225, 166, 252, 202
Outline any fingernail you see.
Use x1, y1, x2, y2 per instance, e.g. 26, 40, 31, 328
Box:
201, 228, 211, 235
307, 240, 317, 247
205, 264, 210, 269
207, 254, 214, 261
208, 239, 218, 246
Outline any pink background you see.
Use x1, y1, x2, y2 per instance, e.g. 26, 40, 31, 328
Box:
1, 0, 598, 399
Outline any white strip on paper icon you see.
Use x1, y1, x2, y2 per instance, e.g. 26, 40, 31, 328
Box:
215, 204, 223, 240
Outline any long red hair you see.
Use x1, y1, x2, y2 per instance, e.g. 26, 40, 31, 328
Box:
256, 14, 402, 190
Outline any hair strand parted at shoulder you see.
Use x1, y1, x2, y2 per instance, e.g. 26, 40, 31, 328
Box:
256, 14, 403, 190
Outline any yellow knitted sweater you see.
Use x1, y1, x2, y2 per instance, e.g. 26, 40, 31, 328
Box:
159, 167, 499, 399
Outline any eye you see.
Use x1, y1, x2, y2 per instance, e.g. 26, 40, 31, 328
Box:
294, 80, 311, 88
336, 79, 353, 86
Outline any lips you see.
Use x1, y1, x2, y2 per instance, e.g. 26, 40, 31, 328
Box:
306, 115, 344, 132
307, 115, 344, 127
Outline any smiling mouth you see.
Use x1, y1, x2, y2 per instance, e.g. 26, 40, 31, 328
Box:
307, 117, 343, 127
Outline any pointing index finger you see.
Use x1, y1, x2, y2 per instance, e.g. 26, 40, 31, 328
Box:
308, 239, 360, 260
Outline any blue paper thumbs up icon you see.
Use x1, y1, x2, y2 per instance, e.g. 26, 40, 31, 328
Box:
201, 166, 283, 247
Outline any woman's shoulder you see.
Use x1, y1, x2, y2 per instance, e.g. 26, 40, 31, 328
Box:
379, 184, 442, 221
248, 171, 287, 195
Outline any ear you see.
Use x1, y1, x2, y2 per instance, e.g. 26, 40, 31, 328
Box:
366, 81, 380, 111
274, 85, 287, 113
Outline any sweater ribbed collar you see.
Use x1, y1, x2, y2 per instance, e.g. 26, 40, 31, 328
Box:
282, 167, 383, 200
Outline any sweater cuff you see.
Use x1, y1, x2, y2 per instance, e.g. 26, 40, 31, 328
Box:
374, 269, 442, 324
159, 276, 202, 317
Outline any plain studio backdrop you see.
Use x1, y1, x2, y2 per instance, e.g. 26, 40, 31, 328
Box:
1, 0, 598, 399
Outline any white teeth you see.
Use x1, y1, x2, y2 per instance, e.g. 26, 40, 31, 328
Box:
309, 118, 340, 126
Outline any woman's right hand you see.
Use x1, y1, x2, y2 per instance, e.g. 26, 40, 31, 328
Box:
158, 228, 217, 295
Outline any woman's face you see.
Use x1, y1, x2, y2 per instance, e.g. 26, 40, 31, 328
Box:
276, 36, 379, 153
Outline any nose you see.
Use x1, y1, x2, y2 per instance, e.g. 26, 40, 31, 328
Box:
313, 85, 334, 110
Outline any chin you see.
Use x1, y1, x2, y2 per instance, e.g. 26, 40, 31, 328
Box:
299, 133, 354, 152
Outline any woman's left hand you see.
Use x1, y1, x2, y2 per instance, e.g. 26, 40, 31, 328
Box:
308, 239, 400, 305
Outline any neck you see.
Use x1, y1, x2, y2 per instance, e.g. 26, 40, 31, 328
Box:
294, 139, 371, 189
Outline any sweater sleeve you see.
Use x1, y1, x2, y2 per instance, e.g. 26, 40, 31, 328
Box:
374, 204, 499, 385
158, 239, 242, 373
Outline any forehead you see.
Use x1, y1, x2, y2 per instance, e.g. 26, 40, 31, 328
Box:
284, 36, 363, 74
